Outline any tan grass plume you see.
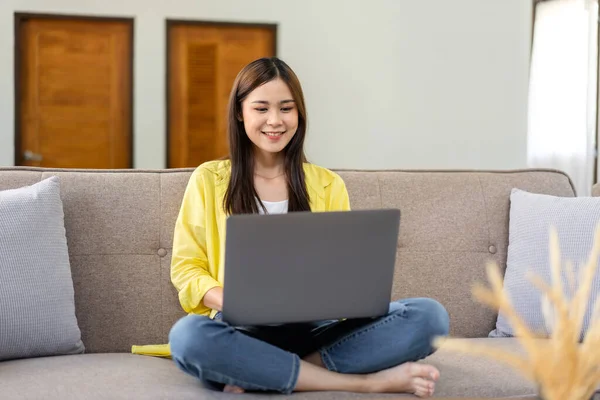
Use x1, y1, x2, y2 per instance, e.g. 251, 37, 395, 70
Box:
433, 224, 600, 400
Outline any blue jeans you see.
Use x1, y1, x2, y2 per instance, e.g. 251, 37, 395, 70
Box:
169, 298, 449, 394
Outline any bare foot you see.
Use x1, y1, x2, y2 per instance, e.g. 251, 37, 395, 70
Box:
368, 362, 439, 398
223, 385, 245, 394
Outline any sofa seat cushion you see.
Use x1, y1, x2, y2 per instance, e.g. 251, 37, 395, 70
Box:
0, 338, 537, 399
0, 353, 205, 400
423, 337, 536, 398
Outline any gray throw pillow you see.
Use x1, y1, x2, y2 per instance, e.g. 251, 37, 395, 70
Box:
0, 176, 84, 360
490, 188, 600, 339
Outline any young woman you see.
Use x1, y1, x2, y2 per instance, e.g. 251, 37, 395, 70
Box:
167, 57, 450, 397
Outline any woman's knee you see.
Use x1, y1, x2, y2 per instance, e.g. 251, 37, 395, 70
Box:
393, 297, 450, 337
169, 314, 227, 364
412, 297, 450, 337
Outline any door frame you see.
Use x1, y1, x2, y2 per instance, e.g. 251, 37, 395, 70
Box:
165, 19, 277, 168
14, 12, 135, 168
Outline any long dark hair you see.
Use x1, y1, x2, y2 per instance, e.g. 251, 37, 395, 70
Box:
223, 57, 311, 215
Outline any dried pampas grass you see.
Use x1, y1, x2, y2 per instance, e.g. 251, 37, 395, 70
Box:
434, 224, 600, 400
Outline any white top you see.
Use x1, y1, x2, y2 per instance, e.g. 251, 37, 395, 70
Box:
258, 199, 288, 214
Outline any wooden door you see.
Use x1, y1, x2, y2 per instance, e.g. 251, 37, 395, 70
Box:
16, 15, 133, 169
167, 22, 276, 168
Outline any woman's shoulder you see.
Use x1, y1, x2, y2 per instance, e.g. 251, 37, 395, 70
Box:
190, 160, 345, 188
191, 159, 231, 183
303, 162, 345, 188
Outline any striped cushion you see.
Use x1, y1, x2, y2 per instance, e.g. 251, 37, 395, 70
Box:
0, 176, 84, 360
490, 188, 600, 339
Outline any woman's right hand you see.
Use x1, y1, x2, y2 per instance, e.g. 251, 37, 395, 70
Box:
203, 286, 224, 312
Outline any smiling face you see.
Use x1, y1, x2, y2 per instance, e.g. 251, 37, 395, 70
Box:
240, 78, 299, 157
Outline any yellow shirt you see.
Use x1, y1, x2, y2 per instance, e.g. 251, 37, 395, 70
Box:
131, 159, 351, 358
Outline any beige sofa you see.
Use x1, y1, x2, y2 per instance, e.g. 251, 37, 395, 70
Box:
0, 166, 579, 399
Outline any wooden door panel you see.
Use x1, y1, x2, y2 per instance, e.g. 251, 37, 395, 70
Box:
38, 34, 113, 61
39, 74, 111, 107
187, 43, 218, 165
17, 16, 132, 169
40, 119, 111, 168
168, 23, 276, 168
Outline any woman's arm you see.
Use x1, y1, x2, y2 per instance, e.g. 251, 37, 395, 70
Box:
203, 287, 223, 311
170, 169, 222, 315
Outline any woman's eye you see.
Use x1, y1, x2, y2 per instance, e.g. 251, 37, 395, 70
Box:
255, 108, 267, 112
281, 107, 293, 112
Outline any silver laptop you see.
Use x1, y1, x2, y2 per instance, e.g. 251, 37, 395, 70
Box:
221, 209, 400, 326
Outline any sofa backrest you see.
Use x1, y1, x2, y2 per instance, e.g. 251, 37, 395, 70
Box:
0, 167, 575, 353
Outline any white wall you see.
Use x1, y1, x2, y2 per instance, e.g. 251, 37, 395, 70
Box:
0, 0, 532, 170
